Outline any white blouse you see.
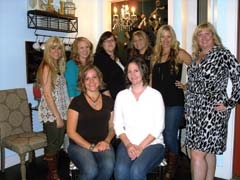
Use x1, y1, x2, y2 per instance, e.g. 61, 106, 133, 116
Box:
114, 86, 165, 146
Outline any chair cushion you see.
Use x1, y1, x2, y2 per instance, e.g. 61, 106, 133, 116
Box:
2, 132, 47, 154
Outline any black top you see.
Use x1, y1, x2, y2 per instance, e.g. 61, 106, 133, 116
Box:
94, 52, 125, 100
152, 60, 184, 106
68, 94, 114, 144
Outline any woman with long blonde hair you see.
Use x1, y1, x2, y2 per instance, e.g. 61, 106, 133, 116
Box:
151, 24, 191, 180
37, 36, 69, 180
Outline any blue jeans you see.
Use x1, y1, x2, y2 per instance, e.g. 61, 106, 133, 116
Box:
68, 143, 115, 180
114, 142, 165, 180
164, 106, 184, 154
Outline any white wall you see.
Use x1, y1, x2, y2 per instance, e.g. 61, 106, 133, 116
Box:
208, 0, 238, 179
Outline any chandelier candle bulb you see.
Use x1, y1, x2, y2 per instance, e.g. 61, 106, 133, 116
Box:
112, 3, 137, 31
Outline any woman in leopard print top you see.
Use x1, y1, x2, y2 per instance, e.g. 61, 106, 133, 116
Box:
185, 22, 240, 180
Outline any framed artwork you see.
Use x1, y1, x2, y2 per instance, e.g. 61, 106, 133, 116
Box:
111, 0, 168, 62
111, 0, 168, 34
25, 41, 43, 84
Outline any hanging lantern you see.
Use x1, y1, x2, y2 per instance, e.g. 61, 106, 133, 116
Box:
64, 0, 76, 17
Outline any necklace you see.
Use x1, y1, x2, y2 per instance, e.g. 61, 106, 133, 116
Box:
85, 93, 101, 106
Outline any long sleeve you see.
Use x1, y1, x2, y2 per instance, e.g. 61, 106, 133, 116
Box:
223, 49, 240, 109
94, 52, 125, 99
113, 87, 165, 146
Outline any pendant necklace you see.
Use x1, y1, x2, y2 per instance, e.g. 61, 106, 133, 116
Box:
85, 93, 101, 106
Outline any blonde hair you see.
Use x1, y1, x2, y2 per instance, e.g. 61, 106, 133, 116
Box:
192, 22, 223, 58
37, 36, 66, 88
70, 37, 93, 67
151, 24, 180, 74
129, 30, 151, 57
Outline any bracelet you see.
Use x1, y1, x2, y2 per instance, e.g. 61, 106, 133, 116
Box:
89, 144, 95, 151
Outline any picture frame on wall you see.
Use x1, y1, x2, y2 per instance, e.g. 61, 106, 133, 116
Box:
111, 0, 168, 63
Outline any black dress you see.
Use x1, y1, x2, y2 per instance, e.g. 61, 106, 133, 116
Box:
152, 60, 184, 106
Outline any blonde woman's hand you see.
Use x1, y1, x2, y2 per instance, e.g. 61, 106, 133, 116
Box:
175, 81, 186, 90
214, 102, 227, 112
56, 117, 64, 128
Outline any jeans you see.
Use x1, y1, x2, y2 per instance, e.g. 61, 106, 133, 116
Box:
114, 142, 165, 180
164, 106, 184, 154
68, 143, 115, 180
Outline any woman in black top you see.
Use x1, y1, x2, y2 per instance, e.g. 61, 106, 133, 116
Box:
67, 64, 115, 180
151, 25, 191, 180
94, 31, 125, 100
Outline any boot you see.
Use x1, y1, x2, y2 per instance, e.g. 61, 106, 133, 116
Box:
44, 154, 60, 180
57, 149, 71, 179
164, 153, 178, 180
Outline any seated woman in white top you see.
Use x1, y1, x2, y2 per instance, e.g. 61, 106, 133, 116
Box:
113, 56, 165, 180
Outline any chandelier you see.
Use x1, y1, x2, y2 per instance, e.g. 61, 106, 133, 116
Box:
112, 3, 138, 31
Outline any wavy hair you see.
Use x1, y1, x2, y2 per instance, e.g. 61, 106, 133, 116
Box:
192, 22, 223, 58
129, 30, 152, 57
78, 64, 104, 94
70, 37, 93, 67
37, 36, 66, 87
151, 24, 180, 74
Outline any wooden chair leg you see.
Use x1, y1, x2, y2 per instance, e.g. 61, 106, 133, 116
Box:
19, 153, 27, 180
28, 150, 35, 163
0, 147, 5, 173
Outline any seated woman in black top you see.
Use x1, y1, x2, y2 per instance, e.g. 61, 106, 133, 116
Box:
67, 64, 115, 180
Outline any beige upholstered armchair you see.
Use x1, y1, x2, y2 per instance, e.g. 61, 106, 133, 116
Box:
0, 88, 47, 180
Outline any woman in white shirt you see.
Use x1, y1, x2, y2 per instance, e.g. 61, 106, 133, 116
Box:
114, 56, 165, 180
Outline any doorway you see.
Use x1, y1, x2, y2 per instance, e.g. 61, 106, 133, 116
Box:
233, 1, 240, 177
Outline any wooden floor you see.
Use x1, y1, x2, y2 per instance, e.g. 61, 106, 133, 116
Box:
0, 152, 230, 180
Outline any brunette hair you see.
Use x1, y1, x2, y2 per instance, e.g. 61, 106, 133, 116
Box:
125, 56, 149, 87
95, 31, 118, 54
192, 22, 223, 58
70, 37, 93, 66
37, 36, 66, 87
78, 64, 104, 93
151, 24, 180, 74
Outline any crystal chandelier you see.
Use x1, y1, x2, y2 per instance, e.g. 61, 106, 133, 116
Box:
112, 3, 138, 31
